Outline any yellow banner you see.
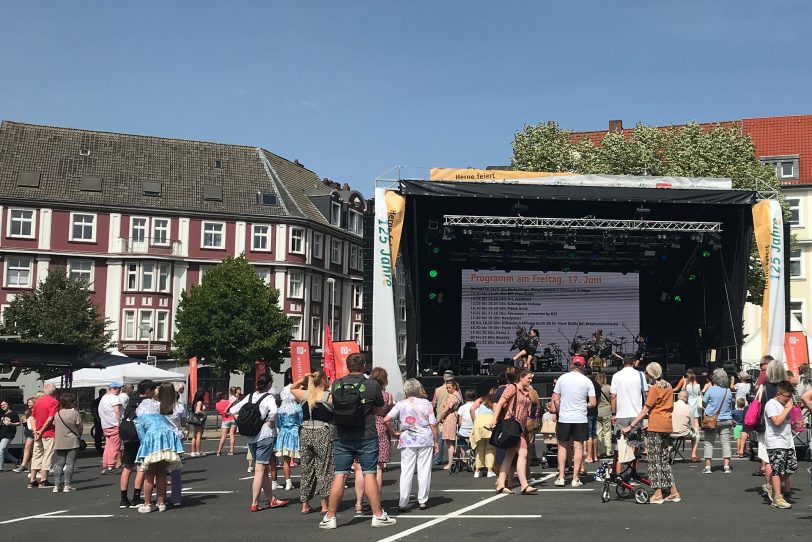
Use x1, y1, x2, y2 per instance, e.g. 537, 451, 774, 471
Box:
752, 199, 785, 358
385, 190, 406, 270
429, 168, 568, 182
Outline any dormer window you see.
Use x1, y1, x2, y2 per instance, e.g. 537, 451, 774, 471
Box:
257, 192, 277, 206
330, 201, 342, 226
214, 159, 223, 169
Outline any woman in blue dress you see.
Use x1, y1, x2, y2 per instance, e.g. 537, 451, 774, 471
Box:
274, 385, 303, 492
134, 382, 185, 513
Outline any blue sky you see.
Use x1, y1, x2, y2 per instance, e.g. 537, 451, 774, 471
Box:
2, 1, 810, 195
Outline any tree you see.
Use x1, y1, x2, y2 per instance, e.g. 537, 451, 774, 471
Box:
511, 121, 782, 303
1, 270, 114, 379
173, 255, 292, 374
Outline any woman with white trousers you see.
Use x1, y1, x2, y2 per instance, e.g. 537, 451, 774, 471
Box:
384, 379, 438, 511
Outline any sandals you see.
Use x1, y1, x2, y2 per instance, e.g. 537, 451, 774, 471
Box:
355, 504, 364, 514
250, 504, 264, 512
268, 498, 289, 509
301, 506, 313, 515
520, 486, 538, 495
495, 486, 513, 494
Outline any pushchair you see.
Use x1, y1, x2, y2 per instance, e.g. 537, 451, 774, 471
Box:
597, 427, 651, 504
449, 432, 475, 474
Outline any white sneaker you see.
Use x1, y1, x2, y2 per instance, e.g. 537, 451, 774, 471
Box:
371, 512, 397, 527
723, 466, 732, 474
247, 466, 254, 473
554, 478, 566, 487
473, 471, 481, 478
63, 485, 75, 492
52, 486, 62, 493
285, 479, 294, 491
571, 479, 584, 488
701, 467, 712, 474
486, 471, 496, 478
138, 504, 156, 514
272, 480, 280, 490
319, 515, 337, 529
157, 503, 167, 512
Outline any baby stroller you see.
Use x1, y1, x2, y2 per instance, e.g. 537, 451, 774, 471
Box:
597, 427, 651, 504
449, 432, 475, 474
539, 418, 558, 468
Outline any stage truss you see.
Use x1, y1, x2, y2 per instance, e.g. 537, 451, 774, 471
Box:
443, 215, 722, 233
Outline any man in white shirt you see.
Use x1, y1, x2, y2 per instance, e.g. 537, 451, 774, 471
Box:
610, 355, 649, 472
98, 381, 123, 474
551, 357, 596, 487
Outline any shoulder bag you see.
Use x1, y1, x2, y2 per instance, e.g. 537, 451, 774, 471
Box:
701, 388, 728, 431
57, 411, 87, 451
743, 385, 764, 432
489, 384, 523, 449
188, 401, 208, 426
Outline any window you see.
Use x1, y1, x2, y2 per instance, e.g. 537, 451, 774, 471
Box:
330, 201, 342, 226
399, 298, 406, 321
790, 249, 802, 277
158, 263, 171, 292
349, 210, 363, 235
203, 185, 223, 202
126, 263, 138, 290
0, 305, 8, 326
331, 239, 342, 265
156, 311, 169, 341
397, 267, 405, 286
152, 218, 170, 245
349, 245, 359, 270
353, 323, 363, 347
311, 276, 321, 302
761, 156, 799, 180
255, 267, 271, 284
131, 217, 148, 242
788, 198, 801, 227
311, 317, 322, 347
289, 228, 305, 254
252, 225, 271, 251
68, 259, 93, 285
70, 212, 96, 242
8, 209, 35, 238
138, 310, 153, 340
80, 175, 102, 192
791, 301, 804, 324
312, 233, 323, 259
141, 262, 155, 291
122, 310, 136, 340
397, 334, 407, 358
143, 180, 161, 197
5, 256, 32, 288
257, 193, 276, 205
202, 222, 225, 249
353, 284, 363, 309
289, 315, 302, 340
288, 271, 304, 298
199, 265, 212, 284
214, 159, 223, 169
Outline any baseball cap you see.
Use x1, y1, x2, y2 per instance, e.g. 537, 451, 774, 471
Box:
443, 370, 455, 381
109, 380, 123, 388
571, 356, 585, 367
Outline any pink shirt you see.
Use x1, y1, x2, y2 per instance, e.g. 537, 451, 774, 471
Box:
216, 399, 235, 422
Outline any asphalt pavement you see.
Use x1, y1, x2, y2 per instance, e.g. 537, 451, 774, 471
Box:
1, 437, 809, 542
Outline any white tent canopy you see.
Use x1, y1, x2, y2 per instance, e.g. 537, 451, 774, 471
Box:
46, 362, 185, 388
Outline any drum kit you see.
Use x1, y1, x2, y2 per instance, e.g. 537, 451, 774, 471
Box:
534, 332, 629, 372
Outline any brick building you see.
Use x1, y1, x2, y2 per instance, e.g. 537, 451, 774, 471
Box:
0, 121, 366, 359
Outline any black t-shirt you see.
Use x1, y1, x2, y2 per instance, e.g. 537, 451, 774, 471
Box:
333, 374, 383, 441
587, 378, 600, 416
0, 410, 20, 440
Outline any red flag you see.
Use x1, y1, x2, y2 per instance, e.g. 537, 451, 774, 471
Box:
188, 356, 198, 401
323, 324, 336, 381
333, 341, 359, 379
290, 341, 311, 383
254, 361, 266, 388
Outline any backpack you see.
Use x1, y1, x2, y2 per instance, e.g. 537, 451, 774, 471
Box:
119, 398, 142, 444
332, 378, 367, 427
236, 393, 271, 436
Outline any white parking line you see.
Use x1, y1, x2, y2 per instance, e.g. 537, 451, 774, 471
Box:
361, 514, 542, 519
1, 510, 69, 524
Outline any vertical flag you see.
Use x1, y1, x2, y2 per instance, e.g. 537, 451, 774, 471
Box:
290, 341, 311, 383
373, 187, 405, 400
784, 332, 808, 375
384, 190, 406, 270
188, 356, 198, 400
752, 199, 786, 361
254, 361, 266, 389
323, 324, 336, 381
333, 341, 360, 379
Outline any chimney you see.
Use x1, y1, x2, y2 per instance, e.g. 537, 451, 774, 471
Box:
294, 159, 303, 167
608, 119, 623, 133
342, 183, 350, 191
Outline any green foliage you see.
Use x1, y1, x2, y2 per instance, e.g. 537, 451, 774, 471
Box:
173, 255, 292, 374
511, 121, 782, 304
1, 270, 114, 379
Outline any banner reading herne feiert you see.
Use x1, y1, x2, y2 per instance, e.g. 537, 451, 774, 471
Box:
752, 199, 786, 361
289, 341, 311, 383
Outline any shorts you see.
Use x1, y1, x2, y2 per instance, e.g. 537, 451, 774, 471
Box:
556, 422, 588, 443
757, 433, 769, 463
333, 437, 379, 475
247, 437, 276, 465
121, 441, 140, 468
586, 415, 598, 438
31, 437, 55, 471
613, 417, 636, 432
221, 420, 236, 429
767, 448, 798, 477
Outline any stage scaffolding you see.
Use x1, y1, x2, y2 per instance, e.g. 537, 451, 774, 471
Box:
443, 215, 722, 233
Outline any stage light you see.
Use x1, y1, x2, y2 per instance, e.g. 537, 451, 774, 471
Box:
702, 250, 711, 258
432, 246, 440, 255
428, 269, 438, 278
688, 273, 697, 281
428, 292, 437, 300
562, 267, 570, 272
673, 295, 682, 303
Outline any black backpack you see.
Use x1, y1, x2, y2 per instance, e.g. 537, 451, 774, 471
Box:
236, 393, 271, 436
332, 378, 367, 427
119, 398, 142, 444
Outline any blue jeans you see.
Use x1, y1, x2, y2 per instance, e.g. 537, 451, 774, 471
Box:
333, 437, 378, 475
0, 437, 19, 470
587, 415, 598, 439
433, 437, 446, 465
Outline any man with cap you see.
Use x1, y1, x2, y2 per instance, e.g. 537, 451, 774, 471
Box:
431, 370, 455, 465
550, 356, 596, 487
98, 381, 124, 474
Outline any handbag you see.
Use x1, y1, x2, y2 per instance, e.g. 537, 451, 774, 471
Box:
489, 385, 523, 449
57, 411, 87, 451
701, 388, 728, 430
743, 385, 764, 432
790, 404, 805, 433
188, 411, 207, 426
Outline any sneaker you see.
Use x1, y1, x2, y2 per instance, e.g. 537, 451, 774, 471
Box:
723, 466, 732, 474
52, 485, 62, 493
701, 467, 712, 474
138, 504, 157, 514
272, 480, 280, 490
665, 493, 682, 502
63, 485, 75, 492
12, 466, 24, 473
101, 467, 112, 475
762, 483, 775, 503
319, 515, 337, 529
39, 480, 55, 488
554, 478, 566, 487
486, 471, 496, 478
28, 480, 39, 489
157, 503, 167, 512
130, 495, 143, 508
285, 479, 294, 491
371, 512, 397, 527
247, 466, 254, 473
120, 497, 132, 509
571, 479, 584, 488
473, 471, 481, 478
649, 496, 665, 504
771, 496, 792, 509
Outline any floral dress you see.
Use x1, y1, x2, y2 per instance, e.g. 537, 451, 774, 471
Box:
375, 391, 394, 464
441, 391, 463, 441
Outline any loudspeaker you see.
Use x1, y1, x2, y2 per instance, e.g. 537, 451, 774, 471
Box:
489, 363, 512, 376
666, 363, 686, 377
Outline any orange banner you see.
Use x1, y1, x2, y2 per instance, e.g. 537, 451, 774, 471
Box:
333, 341, 360, 379
254, 360, 266, 389
429, 168, 568, 182
784, 332, 808, 375
290, 341, 311, 383
188, 356, 198, 401
384, 190, 406, 269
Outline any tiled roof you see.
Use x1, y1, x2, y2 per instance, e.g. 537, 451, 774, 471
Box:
0, 121, 333, 223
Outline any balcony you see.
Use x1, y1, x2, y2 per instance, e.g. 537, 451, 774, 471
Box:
119, 237, 182, 256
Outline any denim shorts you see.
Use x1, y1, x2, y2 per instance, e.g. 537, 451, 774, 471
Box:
248, 437, 276, 465
221, 420, 236, 429
586, 415, 598, 438
333, 437, 379, 475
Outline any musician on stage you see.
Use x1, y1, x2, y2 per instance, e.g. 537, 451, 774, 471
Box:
511, 327, 529, 366
511, 327, 540, 370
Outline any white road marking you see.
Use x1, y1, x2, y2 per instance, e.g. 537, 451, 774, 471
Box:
374, 473, 555, 542
0, 510, 68, 524
239, 475, 301, 480
361, 515, 542, 519
39, 515, 114, 519
181, 488, 235, 494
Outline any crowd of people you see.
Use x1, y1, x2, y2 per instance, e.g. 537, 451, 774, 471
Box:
3, 351, 812, 528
